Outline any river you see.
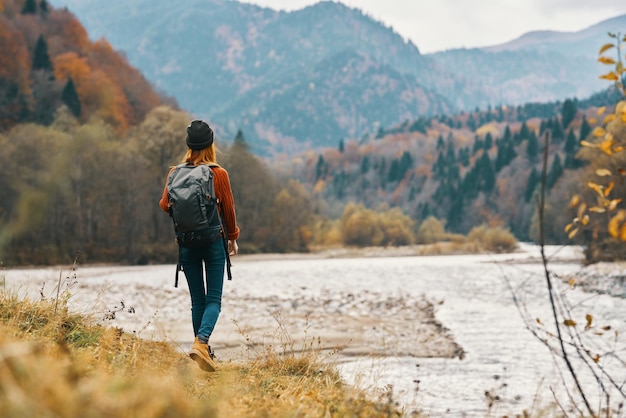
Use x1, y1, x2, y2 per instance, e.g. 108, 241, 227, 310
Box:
2, 244, 625, 417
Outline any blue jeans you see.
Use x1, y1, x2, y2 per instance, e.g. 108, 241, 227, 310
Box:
180, 239, 226, 342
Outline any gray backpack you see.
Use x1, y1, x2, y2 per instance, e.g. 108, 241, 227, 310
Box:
167, 164, 232, 285
167, 163, 223, 247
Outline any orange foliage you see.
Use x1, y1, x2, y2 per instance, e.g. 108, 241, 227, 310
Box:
88, 38, 162, 127
60, 17, 90, 52
53, 52, 91, 84
53, 52, 134, 128
0, 17, 30, 91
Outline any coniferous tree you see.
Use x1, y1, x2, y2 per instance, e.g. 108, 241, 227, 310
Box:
436, 135, 445, 151
518, 121, 530, 143
503, 125, 512, 142
432, 151, 446, 180
484, 133, 493, 150
447, 191, 464, 232
315, 155, 325, 180
564, 129, 577, 154
459, 147, 470, 167
561, 98, 577, 129
524, 168, 540, 202
338, 138, 344, 153
446, 140, 456, 164
462, 168, 479, 200
579, 116, 592, 141
420, 202, 431, 221
388, 159, 400, 182
495, 143, 506, 172
360, 155, 369, 174
526, 131, 539, 162
564, 129, 582, 169
479, 152, 496, 192
551, 119, 565, 143
472, 135, 483, 154
22, 0, 36, 14
233, 129, 249, 150
32, 35, 54, 73
400, 151, 412, 178
547, 154, 563, 189
61, 78, 81, 117
40, 0, 49, 15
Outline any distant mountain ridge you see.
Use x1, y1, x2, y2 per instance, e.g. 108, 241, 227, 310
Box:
47, 0, 625, 154
483, 14, 626, 57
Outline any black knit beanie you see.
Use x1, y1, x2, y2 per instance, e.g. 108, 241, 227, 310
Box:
186, 120, 214, 150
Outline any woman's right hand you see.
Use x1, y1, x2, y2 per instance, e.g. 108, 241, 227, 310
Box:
228, 240, 238, 256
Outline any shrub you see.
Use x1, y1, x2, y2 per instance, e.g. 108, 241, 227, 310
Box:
416, 216, 446, 244
468, 225, 518, 253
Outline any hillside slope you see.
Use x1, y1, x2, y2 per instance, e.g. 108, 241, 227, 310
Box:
0, 0, 171, 132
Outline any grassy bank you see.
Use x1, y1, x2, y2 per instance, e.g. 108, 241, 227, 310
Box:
0, 290, 405, 418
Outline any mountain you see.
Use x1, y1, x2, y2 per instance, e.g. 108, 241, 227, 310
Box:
46, 0, 624, 155
483, 14, 626, 58
45, 0, 454, 153
214, 50, 453, 153
426, 14, 626, 106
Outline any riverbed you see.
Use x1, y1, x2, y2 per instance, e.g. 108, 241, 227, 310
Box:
2, 244, 624, 417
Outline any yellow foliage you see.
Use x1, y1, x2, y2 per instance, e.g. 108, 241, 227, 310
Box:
340, 203, 415, 247
592, 126, 606, 137
416, 216, 446, 244
603, 114, 617, 124
608, 199, 622, 211
598, 56, 616, 65
608, 210, 626, 238
467, 224, 517, 253
600, 72, 619, 81
599, 43, 615, 54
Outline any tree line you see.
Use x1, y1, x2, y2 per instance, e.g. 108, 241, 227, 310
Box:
285, 94, 626, 263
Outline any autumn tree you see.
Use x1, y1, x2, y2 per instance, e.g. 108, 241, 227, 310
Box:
221, 130, 279, 253
266, 180, 314, 252
340, 203, 415, 247
567, 33, 626, 262
126, 106, 190, 249
415, 216, 445, 244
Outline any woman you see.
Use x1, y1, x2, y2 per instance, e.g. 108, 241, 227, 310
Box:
159, 120, 240, 372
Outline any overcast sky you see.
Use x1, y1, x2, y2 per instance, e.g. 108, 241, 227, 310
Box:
239, 0, 625, 53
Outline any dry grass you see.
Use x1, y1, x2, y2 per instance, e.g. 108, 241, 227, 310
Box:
0, 289, 405, 418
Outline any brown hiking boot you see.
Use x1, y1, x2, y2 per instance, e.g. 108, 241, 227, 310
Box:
189, 337, 216, 372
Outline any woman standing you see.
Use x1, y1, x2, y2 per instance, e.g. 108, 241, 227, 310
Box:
159, 120, 240, 372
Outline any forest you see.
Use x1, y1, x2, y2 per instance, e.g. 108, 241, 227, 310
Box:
1, 0, 625, 266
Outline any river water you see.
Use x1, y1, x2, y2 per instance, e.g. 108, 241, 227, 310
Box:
2, 244, 625, 417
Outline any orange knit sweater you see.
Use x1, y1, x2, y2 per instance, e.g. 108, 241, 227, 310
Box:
159, 165, 240, 241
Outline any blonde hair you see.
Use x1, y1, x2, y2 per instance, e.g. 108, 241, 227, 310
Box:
181, 143, 220, 166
